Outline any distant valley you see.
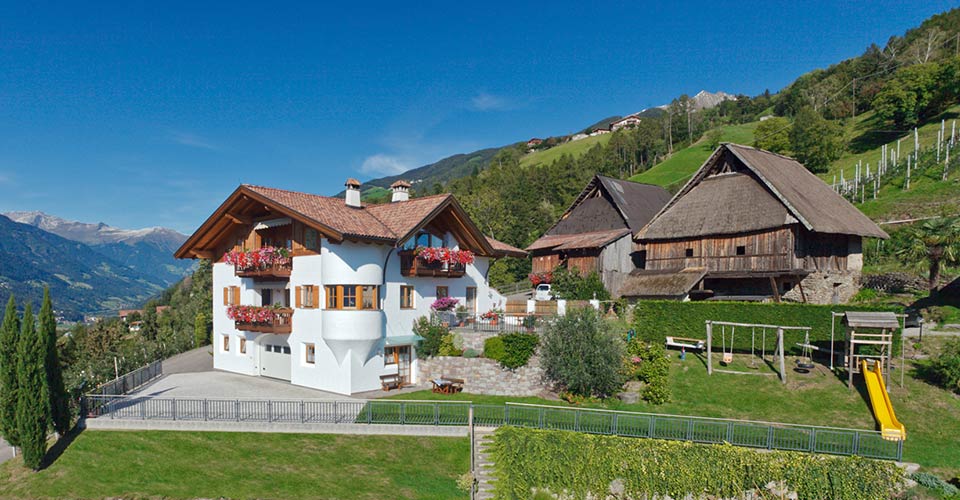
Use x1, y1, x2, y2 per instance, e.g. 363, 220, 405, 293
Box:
0, 211, 193, 320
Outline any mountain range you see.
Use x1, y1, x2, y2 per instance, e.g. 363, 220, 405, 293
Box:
0, 212, 192, 319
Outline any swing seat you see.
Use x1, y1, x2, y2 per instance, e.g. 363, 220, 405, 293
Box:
796, 360, 815, 370
722, 353, 733, 364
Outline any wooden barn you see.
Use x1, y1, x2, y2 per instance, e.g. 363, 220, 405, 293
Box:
527, 175, 672, 297
626, 143, 888, 304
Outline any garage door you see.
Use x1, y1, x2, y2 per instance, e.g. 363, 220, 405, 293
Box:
260, 338, 292, 381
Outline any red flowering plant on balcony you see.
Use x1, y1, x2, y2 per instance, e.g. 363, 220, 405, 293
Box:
430, 297, 460, 311
226, 304, 285, 324
413, 246, 475, 266
529, 272, 553, 286
223, 246, 291, 271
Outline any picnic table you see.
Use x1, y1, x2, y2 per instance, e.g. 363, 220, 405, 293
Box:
431, 377, 464, 394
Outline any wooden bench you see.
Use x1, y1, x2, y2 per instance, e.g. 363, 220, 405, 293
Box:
380, 373, 401, 391
431, 376, 465, 394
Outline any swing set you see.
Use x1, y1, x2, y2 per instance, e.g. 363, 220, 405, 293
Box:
705, 321, 811, 385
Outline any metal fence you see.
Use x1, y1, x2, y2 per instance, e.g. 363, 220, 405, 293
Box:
81, 396, 902, 461
93, 360, 163, 396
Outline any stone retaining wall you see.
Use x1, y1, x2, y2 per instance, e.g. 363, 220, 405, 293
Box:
417, 355, 548, 397
784, 270, 860, 304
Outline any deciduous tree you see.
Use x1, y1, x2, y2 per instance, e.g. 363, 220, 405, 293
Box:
789, 107, 843, 173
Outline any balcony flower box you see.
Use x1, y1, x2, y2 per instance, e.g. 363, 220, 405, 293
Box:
399, 246, 473, 278
227, 305, 294, 334
224, 247, 292, 278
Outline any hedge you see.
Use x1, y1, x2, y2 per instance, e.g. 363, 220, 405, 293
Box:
632, 301, 902, 355
492, 427, 903, 500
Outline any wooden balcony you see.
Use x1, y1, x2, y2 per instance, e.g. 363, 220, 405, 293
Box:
235, 261, 292, 279
234, 308, 294, 334
399, 251, 466, 278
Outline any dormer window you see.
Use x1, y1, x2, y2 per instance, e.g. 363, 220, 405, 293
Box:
402, 230, 447, 250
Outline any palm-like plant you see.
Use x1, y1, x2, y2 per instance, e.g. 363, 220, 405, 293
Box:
895, 217, 960, 294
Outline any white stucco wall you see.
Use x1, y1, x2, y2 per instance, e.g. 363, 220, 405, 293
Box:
210, 233, 506, 395
212, 262, 258, 376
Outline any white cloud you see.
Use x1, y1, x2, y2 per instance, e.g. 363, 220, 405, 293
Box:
359, 154, 413, 176
470, 92, 509, 111
170, 131, 219, 151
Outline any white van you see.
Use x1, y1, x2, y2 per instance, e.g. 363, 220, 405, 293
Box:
534, 283, 553, 301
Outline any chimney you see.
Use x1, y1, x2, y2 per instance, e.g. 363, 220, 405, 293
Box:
390, 180, 411, 202
344, 178, 361, 208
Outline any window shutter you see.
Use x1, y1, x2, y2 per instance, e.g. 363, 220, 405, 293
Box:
311, 285, 320, 309
232, 286, 240, 306
295, 286, 302, 308
223, 287, 229, 306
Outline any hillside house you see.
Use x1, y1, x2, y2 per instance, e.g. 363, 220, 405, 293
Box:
626, 143, 888, 304
610, 114, 642, 131
526, 175, 672, 297
526, 138, 543, 148
175, 180, 525, 395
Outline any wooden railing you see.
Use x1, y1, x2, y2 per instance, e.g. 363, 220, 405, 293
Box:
235, 308, 294, 334
235, 261, 292, 278
398, 251, 466, 278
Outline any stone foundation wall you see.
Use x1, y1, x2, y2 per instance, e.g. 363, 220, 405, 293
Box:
783, 271, 860, 304
417, 355, 547, 397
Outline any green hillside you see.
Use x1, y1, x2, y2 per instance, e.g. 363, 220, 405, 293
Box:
628, 122, 759, 188
830, 105, 960, 220
520, 133, 612, 168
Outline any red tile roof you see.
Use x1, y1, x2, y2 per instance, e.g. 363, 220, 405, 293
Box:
234, 185, 518, 257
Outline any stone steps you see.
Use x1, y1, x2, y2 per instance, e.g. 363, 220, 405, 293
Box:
473, 427, 498, 499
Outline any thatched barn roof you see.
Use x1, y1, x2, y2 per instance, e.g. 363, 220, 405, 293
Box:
638, 144, 888, 241
528, 175, 670, 251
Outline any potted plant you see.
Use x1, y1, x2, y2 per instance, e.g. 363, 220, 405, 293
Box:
522, 314, 538, 332
454, 304, 470, 326
481, 308, 503, 326
431, 297, 460, 327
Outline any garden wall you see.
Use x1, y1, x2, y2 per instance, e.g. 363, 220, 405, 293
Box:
417, 355, 547, 397
632, 300, 902, 353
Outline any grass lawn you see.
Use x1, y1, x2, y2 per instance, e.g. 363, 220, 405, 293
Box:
0, 431, 469, 500
629, 122, 758, 188
391, 347, 960, 476
519, 133, 612, 168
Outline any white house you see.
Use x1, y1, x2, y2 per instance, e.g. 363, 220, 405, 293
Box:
175, 179, 526, 395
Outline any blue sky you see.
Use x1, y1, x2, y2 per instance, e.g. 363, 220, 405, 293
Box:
0, 1, 955, 233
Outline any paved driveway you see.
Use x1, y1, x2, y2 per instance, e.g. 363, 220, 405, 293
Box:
131, 371, 355, 400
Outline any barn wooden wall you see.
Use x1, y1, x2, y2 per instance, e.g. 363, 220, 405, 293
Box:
640, 225, 854, 274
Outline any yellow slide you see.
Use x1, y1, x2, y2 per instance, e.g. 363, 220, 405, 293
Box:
861, 360, 906, 441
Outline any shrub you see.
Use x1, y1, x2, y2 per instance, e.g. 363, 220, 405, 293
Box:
540, 307, 625, 398
483, 336, 506, 361
413, 316, 448, 358
551, 267, 611, 301
462, 348, 480, 358
627, 340, 671, 404
915, 338, 960, 393
438, 333, 463, 356
499, 333, 539, 369
493, 427, 903, 500
911, 472, 960, 497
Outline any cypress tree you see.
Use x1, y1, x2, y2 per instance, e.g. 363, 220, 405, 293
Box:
39, 289, 70, 436
0, 295, 20, 447
16, 304, 48, 470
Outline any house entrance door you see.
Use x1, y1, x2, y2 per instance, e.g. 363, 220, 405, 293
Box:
397, 346, 412, 385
